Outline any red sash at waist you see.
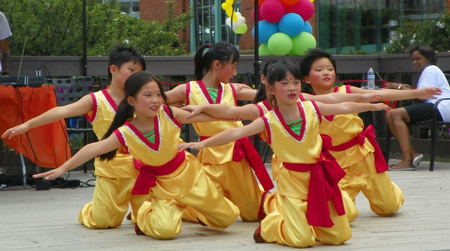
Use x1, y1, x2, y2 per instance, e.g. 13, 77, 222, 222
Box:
329, 125, 388, 173
283, 135, 346, 228
200, 136, 274, 192
132, 151, 186, 195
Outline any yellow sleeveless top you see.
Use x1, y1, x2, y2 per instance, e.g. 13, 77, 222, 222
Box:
186, 80, 243, 164
263, 101, 322, 198
319, 85, 374, 168
86, 90, 137, 178
114, 106, 201, 199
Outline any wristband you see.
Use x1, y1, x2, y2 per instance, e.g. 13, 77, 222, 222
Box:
397, 84, 403, 90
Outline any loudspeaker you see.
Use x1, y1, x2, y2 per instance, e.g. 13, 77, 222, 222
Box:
36, 179, 51, 190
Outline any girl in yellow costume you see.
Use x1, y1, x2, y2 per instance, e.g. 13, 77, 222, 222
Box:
3, 45, 149, 228
166, 42, 273, 222
34, 72, 240, 240
182, 57, 379, 222
177, 59, 391, 248
299, 49, 441, 219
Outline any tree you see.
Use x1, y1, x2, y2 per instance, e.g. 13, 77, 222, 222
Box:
2, 0, 192, 56
386, 14, 450, 54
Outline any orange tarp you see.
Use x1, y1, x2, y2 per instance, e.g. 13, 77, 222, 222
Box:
0, 85, 71, 168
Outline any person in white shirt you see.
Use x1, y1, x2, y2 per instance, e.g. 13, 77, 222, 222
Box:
386, 45, 450, 170
0, 11, 12, 76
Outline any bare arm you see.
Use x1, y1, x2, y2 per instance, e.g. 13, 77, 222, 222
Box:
176, 118, 266, 151
2, 95, 93, 139
349, 86, 441, 101
316, 101, 390, 117
302, 92, 381, 103
181, 103, 261, 121
32, 134, 122, 180
235, 88, 258, 101
165, 84, 187, 106
0, 39, 9, 75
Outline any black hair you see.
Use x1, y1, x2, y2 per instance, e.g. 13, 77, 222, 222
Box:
194, 41, 240, 80
107, 44, 147, 80
253, 57, 282, 104
265, 58, 303, 107
99, 72, 171, 161
299, 48, 337, 78
408, 45, 437, 65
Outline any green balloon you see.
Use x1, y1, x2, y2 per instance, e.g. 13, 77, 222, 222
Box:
235, 24, 248, 34
291, 32, 317, 56
259, 44, 273, 56
267, 33, 293, 56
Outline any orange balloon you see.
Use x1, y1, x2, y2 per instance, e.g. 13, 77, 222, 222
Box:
280, 0, 300, 6
251, 0, 266, 7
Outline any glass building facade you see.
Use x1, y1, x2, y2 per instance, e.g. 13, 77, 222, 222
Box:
190, 0, 242, 52
317, 0, 446, 54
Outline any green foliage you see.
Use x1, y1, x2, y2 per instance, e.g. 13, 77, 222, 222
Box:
386, 15, 450, 54
2, 0, 192, 56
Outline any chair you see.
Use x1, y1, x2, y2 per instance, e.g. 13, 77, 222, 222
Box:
49, 76, 95, 172
385, 98, 450, 171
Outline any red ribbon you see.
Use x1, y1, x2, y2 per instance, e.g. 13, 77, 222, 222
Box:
283, 135, 346, 228
131, 151, 186, 195
330, 125, 388, 173
200, 136, 274, 192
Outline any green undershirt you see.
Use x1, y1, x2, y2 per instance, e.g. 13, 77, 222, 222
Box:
287, 119, 303, 136
143, 131, 155, 144
207, 88, 218, 103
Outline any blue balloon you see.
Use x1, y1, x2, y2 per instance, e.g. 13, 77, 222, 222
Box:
278, 13, 304, 38
253, 20, 279, 44
304, 21, 313, 34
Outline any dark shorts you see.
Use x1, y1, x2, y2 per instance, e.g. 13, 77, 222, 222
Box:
405, 103, 443, 123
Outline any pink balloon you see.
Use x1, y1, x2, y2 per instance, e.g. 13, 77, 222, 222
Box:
285, 0, 314, 21
260, 0, 285, 23
252, 7, 264, 22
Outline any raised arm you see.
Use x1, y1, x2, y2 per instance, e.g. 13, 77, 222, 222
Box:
302, 92, 381, 103
316, 101, 390, 117
32, 134, 122, 180
349, 86, 441, 101
176, 117, 266, 151
181, 103, 261, 121
165, 84, 187, 107
2, 95, 93, 139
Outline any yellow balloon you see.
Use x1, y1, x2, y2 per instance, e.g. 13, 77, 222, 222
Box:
221, 0, 237, 22
310, 0, 314, 2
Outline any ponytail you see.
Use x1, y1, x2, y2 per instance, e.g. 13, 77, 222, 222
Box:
194, 42, 240, 80
98, 99, 134, 161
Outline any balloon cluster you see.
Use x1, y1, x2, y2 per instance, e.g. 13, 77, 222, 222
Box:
252, 0, 317, 56
223, 0, 248, 34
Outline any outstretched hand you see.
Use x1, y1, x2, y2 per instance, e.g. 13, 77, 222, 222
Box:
371, 103, 391, 112
180, 105, 202, 119
32, 168, 66, 181
232, 83, 252, 92
418, 87, 442, 100
176, 142, 205, 152
362, 93, 381, 103
1, 124, 30, 140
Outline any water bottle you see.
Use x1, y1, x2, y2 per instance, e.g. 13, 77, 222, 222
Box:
367, 68, 375, 89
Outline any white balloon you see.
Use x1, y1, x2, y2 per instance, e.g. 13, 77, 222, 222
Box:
232, 23, 240, 31
236, 16, 245, 26
226, 17, 231, 27
235, 12, 242, 18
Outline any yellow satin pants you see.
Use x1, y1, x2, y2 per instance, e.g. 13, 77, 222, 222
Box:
339, 152, 404, 216
184, 159, 262, 222
261, 193, 352, 248
136, 168, 240, 240
78, 176, 149, 229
